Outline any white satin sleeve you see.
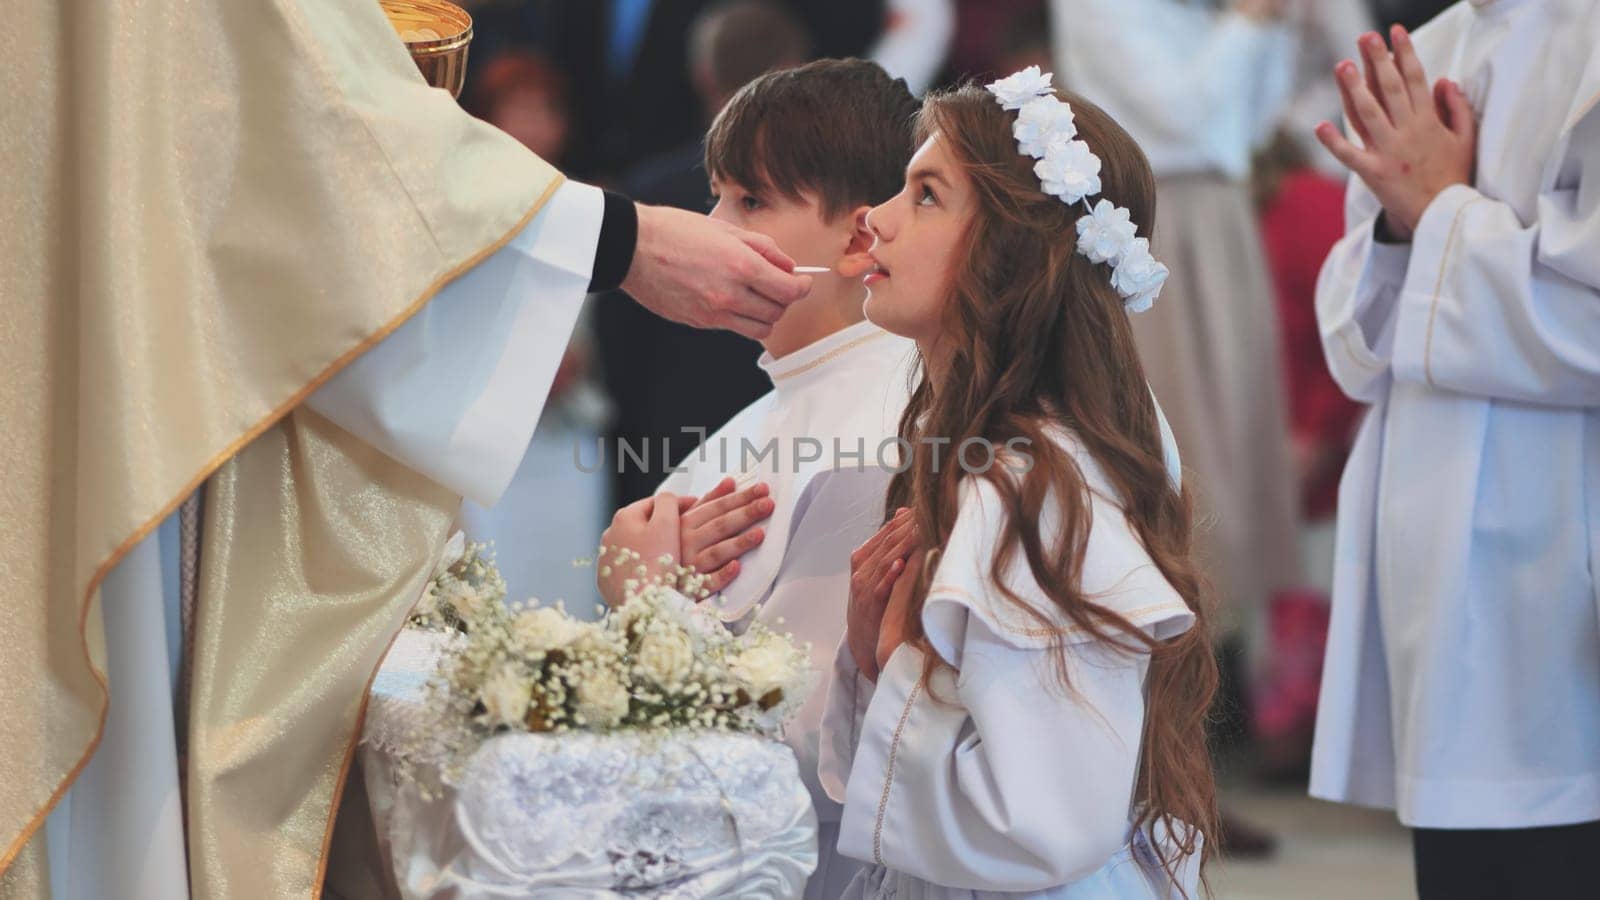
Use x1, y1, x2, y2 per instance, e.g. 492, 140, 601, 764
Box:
829, 629, 1158, 890
306, 180, 603, 505
821, 469, 1196, 890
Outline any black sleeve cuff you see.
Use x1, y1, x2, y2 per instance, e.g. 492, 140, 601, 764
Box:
588, 190, 639, 293
1373, 212, 1412, 246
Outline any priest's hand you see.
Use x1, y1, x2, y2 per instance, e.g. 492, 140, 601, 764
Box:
679, 477, 775, 597
847, 508, 918, 682
1316, 25, 1476, 241
622, 204, 812, 341
597, 492, 695, 608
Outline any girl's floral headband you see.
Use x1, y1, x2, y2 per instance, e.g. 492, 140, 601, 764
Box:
987, 67, 1168, 313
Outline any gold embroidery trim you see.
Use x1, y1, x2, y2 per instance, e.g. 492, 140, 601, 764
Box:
1337, 327, 1385, 374
873, 678, 922, 867
769, 330, 889, 382
1420, 196, 1488, 389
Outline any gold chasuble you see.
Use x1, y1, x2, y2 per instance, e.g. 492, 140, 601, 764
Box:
0, 0, 560, 896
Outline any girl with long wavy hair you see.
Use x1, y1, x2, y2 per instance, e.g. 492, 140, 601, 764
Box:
817, 75, 1218, 898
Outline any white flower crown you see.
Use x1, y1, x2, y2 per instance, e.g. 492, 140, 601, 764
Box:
986, 67, 1168, 313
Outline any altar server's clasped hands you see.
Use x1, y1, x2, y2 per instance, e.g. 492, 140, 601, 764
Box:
1315, 25, 1476, 240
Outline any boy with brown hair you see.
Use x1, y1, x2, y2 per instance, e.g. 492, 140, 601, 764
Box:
599, 58, 920, 897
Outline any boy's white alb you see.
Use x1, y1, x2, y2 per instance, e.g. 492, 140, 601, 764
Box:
985, 66, 1169, 313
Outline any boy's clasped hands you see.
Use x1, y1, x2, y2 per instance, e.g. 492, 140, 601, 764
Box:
597, 477, 776, 607
1316, 24, 1477, 241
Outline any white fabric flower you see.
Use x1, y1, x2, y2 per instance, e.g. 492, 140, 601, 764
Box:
987, 65, 1054, 110
1109, 237, 1169, 313
730, 635, 797, 698
575, 670, 630, 727
636, 627, 694, 687
511, 606, 585, 654
1075, 199, 1138, 265
1033, 139, 1102, 205
480, 663, 531, 727
430, 531, 466, 581
1013, 96, 1077, 158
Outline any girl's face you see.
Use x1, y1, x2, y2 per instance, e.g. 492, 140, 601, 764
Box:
861, 133, 977, 347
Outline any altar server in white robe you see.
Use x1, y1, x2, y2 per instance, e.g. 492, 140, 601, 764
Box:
1309, 4, 1600, 896
611, 59, 922, 900
799, 78, 1216, 898
2, 2, 812, 898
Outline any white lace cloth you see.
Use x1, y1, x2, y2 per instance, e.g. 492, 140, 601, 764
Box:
360, 630, 819, 898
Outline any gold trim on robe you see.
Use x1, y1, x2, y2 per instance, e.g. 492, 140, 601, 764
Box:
1, 0, 563, 894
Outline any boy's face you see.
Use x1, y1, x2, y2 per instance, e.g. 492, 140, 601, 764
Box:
708, 177, 851, 273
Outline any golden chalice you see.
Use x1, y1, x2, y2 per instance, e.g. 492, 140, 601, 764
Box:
380, 0, 473, 98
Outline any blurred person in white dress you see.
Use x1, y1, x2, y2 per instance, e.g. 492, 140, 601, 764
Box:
1050, 0, 1301, 680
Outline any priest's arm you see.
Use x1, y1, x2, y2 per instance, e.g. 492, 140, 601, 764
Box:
310, 183, 813, 506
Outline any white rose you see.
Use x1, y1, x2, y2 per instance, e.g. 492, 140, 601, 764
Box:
636, 627, 695, 687
986, 65, 1054, 110
480, 663, 531, 728
574, 670, 631, 727
1033, 139, 1102, 205
730, 637, 795, 699
512, 606, 584, 654
1109, 238, 1169, 313
1075, 199, 1138, 265
1013, 96, 1076, 158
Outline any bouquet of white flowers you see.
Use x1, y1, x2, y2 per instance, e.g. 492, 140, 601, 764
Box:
397, 534, 814, 793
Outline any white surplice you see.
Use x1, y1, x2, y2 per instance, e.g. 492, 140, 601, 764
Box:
656, 318, 918, 899
1310, 0, 1600, 829
817, 428, 1199, 899
42, 181, 603, 900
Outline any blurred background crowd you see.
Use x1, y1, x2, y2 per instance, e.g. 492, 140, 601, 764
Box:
452, 1, 1461, 889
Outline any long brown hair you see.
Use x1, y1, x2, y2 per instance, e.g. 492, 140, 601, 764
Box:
884, 84, 1219, 890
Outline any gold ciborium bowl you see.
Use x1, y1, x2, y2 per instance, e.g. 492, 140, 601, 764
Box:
380, 0, 473, 98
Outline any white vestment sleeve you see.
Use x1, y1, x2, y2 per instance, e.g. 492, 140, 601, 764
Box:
306, 180, 604, 505
1315, 181, 1413, 404
1387, 124, 1600, 406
